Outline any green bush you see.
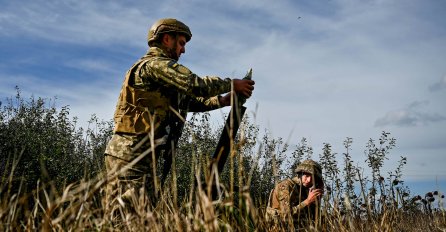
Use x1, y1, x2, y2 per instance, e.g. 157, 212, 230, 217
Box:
0, 88, 112, 195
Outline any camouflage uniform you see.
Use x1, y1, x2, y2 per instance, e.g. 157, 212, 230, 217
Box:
104, 18, 232, 220
266, 160, 323, 230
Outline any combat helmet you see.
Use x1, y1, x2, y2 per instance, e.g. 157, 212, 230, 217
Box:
295, 159, 323, 180
147, 18, 192, 46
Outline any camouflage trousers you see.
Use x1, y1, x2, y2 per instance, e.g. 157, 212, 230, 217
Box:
104, 133, 166, 222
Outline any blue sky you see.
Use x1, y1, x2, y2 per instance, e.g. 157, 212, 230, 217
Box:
1, 0, 445, 196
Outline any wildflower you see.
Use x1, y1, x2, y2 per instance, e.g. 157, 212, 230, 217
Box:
433, 191, 438, 195
441, 195, 445, 199
426, 192, 433, 198
428, 197, 435, 203
393, 179, 399, 185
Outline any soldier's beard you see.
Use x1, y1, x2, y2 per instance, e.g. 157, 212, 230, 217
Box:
167, 44, 179, 61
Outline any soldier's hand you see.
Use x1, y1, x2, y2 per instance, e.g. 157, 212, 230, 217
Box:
233, 79, 255, 98
306, 188, 323, 205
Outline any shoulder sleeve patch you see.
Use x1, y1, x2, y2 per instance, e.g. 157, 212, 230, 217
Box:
167, 60, 191, 75
168, 60, 179, 68
177, 65, 190, 75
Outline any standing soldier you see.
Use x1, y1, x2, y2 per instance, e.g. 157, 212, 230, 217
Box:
266, 159, 324, 230
104, 18, 255, 221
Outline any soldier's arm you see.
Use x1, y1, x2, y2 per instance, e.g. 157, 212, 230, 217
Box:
276, 182, 292, 215
144, 58, 231, 97
292, 188, 323, 214
186, 96, 222, 112
292, 201, 308, 214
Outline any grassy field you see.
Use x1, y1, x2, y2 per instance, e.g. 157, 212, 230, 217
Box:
1, 166, 445, 231
1, 94, 445, 231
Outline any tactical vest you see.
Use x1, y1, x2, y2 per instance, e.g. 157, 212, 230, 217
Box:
113, 58, 172, 135
113, 46, 227, 136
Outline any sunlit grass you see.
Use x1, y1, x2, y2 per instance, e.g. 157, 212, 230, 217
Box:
1, 90, 445, 231
1, 146, 445, 231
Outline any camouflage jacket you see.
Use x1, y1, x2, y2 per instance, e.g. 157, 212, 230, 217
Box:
113, 47, 232, 136
267, 177, 319, 225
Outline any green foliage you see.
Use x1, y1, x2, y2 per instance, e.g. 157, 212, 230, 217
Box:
0, 88, 112, 195
289, 138, 313, 176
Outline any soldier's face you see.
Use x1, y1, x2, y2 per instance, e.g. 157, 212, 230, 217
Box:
165, 34, 187, 61
301, 173, 313, 187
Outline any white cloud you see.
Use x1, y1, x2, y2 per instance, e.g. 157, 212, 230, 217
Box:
0, 1, 149, 47
63, 58, 119, 74
375, 101, 446, 127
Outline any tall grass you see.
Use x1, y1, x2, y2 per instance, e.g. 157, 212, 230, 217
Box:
1, 142, 445, 231
2, 137, 445, 231
1, 90, 445, 231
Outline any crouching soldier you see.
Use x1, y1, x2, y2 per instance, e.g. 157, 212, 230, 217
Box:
266, 159, 324, 230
